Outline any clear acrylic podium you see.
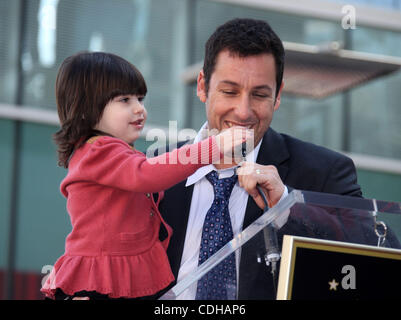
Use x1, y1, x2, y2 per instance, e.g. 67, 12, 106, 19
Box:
159, 190, 401, 300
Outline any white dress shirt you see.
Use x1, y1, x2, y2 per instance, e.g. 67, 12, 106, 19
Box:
175, 122, 288, 299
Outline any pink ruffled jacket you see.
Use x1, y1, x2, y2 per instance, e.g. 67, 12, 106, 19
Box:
41, 135, 220, 298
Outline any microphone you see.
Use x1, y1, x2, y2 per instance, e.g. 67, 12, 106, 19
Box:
240, 143, 280, 294
263, 225, 280, 292
257, 184, 280, 293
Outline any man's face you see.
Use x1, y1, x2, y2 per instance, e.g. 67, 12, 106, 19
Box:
197, 50, 283, 147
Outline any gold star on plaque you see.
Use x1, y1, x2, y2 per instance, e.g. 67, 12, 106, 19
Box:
328, 279, 339, 291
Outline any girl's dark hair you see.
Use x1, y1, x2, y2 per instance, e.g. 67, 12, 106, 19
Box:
54, 51, 147, 168
203, 18, 285, 99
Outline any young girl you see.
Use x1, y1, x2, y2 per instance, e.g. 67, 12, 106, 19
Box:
41, 51, 250, 300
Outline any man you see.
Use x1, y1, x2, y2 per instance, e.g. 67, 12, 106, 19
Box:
158, 18, 362, 300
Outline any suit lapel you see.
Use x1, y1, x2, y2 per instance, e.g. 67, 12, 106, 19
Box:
238, 128, 290, 299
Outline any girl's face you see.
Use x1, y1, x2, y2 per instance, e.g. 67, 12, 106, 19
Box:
94, 94, 147, 145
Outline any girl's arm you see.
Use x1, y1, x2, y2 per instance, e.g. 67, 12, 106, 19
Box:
63, 129, 248, 194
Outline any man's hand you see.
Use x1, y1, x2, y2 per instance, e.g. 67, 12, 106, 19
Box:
237, 162, 285, 209
215, 127, 254, 162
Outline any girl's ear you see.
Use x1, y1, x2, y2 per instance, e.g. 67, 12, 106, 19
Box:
197, 70, 207, 103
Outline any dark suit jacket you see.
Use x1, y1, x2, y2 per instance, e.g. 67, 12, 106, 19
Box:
158, 128, 363, 299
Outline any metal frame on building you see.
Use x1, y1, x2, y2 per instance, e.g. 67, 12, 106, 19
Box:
1, 102, 401, 175
213, 0, 401, 31
180, 41, 401, 99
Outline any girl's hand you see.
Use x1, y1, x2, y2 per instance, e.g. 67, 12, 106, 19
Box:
215, 126, 254, 161
237, 162, 285, 209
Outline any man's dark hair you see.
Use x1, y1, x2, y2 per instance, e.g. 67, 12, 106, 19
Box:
203, 18, 285, 98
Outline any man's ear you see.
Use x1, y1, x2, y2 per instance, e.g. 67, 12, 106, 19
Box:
273, 81, 284, 111
197, 69, 207, 103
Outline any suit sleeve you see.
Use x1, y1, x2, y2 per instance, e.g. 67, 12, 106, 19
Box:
322, 154, 362, 197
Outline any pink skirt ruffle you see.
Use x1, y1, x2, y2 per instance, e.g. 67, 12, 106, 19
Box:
41, 243, 174, 299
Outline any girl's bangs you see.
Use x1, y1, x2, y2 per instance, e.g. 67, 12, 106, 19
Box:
98, 54, 147, 102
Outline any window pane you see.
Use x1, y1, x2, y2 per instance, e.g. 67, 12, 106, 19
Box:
0, 0, 19, 104
349, 26, 401, 158
20, 0, 188, 127
14, 123, 70, 272
0, 119, 15, 270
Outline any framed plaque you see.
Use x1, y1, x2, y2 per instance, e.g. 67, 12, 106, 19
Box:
277, 235, 401, 300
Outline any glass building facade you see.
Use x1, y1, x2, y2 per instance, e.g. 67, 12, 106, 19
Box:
0, 0, 400, 299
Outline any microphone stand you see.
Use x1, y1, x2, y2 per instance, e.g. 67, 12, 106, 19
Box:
240, 144, 281, 296
258, 186, 280, 295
